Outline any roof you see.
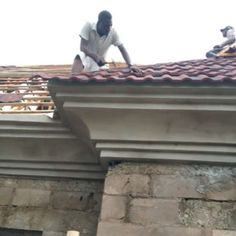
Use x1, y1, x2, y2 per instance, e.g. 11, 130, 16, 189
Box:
45, 57, 236, 84
1, 57, 236, 113
45, 58, 236, 167
0, 65, 71, 113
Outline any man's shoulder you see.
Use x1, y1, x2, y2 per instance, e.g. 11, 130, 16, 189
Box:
110, 27, 119, 36
227, 29, 235, 38
83, 22, 96, 31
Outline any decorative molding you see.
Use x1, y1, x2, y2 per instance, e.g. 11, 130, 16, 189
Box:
0, 115, 105, 179
48, 82, 236, 165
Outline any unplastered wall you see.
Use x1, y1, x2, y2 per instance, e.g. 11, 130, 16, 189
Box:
0, 177, 104, 236
97, 162, 236, 236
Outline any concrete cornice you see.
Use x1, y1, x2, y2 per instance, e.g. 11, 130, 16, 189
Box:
48, 82, 236, 165
0, 114, 105, 179
0, 114, 76, 139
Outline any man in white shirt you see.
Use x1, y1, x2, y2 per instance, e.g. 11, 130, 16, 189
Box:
206, 26, 236, 58
215, 26, 236, 49
71, 10, 141, 74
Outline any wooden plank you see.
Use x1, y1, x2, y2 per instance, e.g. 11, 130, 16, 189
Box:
0, 102, 54, 106
0, 110, 54, 114
0, 85, 47, 89
0, 92, 50, 95
22, 96, 51, 100
217, 42, 236, 57
0, 80, 47, 84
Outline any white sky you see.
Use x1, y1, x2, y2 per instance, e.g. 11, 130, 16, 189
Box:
0, 0, 235, 66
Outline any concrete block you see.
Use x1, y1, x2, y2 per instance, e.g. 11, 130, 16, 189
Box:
147, 226, 207, 236
97, 222, 206, 236
3, 208, 98, 232
129, 198, 180, 225
0, 187, 13, 205
206, 180, 236, 201
52, 191, 101, 212
100, 195, 127, 221
151, 175, 204, 198
104, 174, 150, 196
206, 188, 236, 201
41, 209, 99, 234
213, 230, 236, 236
97, 222, 145, 236
179, 199, 236, 229
42, 231, 64, 236
3, 208, 44, 230
12, 188, 50, 207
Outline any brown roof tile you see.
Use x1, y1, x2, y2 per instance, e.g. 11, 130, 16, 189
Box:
0, 94, 23, 103
40, 57, 236, 84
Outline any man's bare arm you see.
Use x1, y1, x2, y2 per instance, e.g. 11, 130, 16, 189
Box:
118, 45, 142, 73
215, 36, 236, 49
118, 44, 131, 66
220, 36, 236, 47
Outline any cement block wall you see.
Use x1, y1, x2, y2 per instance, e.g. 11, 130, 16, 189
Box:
97, 162, 236, 236
0, 177, 103, 236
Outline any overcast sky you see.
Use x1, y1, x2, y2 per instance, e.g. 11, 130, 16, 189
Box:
0, 0, 235, 66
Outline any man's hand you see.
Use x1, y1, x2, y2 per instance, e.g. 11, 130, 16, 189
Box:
97, 59, 106, 67
213, 45, 222, 49
95, 55, 107, 67
129, 65, 143, 75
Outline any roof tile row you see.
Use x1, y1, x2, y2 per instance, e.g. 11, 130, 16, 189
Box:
42, 57, 236, 84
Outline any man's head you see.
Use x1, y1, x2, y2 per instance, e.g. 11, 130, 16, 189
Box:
97, 10, 112, 36
221, 26, 234, 37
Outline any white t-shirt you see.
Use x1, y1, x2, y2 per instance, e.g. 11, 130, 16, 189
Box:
80, 22, 122, 72
226, 29, 235, 40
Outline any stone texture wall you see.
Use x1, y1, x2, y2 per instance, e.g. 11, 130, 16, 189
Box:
97, 162, 236, 236
0, 177, 103, 236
